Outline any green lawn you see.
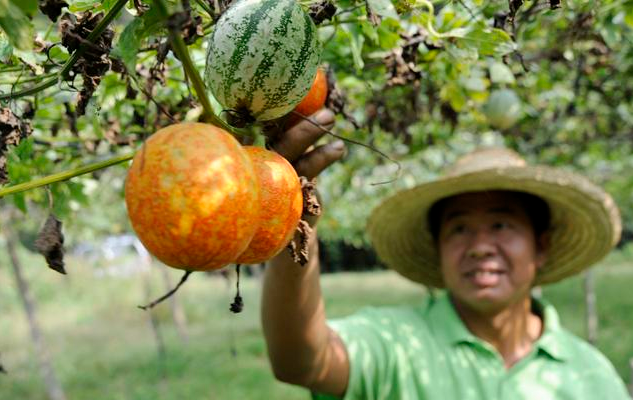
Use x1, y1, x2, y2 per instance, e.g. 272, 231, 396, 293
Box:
1, 248, 632, 399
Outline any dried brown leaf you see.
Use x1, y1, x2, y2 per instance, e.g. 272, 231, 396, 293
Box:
34, 215, 66, 275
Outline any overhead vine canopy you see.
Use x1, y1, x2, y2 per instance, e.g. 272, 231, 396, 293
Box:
0, 0, 632, 246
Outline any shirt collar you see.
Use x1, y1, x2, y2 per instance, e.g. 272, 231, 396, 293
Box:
533, 297, 569, 362
426, 291, 482, 347
426, 291, 569, 362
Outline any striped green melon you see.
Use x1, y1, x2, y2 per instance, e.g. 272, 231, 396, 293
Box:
205, 0, 321, 122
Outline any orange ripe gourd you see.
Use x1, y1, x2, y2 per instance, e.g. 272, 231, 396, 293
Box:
125, 122, 260, 271
286, 67, 328, 127
236, 146, 303, 264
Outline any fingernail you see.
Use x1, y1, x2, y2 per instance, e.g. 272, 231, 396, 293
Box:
330, 140, 345, 151
315, 109, 335, 125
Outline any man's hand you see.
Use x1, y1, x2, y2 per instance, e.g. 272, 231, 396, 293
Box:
262, 108, 351, 397
272, 109, 346, 180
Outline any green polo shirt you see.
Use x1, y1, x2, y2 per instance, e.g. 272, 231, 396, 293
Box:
313, 292, 630, 400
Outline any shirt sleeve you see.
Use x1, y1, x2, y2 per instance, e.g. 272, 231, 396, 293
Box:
580, 351, 631, 400
312, 307, 399, 400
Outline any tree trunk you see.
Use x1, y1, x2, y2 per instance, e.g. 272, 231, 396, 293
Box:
583, 270, 598, 345
6, 233, 66, 400
159, 266, 189, 343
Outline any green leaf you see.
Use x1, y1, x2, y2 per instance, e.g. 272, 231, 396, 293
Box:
14, 137, 34, 160
488, 61, 515, 84
0, 30, 13, 63
626, 10, 633, 29
367, 0, 398, 19
599, 25, 621, 49
11, 0, 38, 16
13, 48, 45, 74
440, 83, 466, 111
360, 20, 379, 44
111, 18, 144, 73
344, 24, 365, 71
12, 192, 27, 213
111, 6, 164, 73
67, 181, 89, 205
377, 18, 402, 49
67, 0, 103, 12
460, 76, 488, 92
455, 23, 516, 57
439, 27, 471, 39
0, 0, 33, 50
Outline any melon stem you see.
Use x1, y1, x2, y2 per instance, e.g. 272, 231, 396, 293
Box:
138, 270, 194, 310
152, 0, 252, 138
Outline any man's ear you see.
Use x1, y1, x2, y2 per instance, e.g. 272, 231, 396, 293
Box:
535, 231, 551, 269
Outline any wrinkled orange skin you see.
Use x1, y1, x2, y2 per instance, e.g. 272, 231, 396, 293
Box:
236, 147, 303, 264
125, 123, 260, 271
287, 68, 328, 127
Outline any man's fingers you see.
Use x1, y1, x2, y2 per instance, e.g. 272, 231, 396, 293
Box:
294, 140, 346, 180
273, 109, 335, 162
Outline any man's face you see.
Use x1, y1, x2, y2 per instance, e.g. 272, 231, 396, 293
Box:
437, 191, 548, 313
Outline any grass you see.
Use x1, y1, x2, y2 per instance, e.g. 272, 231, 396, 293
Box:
0, 248, 632, 399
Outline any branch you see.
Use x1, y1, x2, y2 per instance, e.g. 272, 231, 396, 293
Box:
152, 0, 250, 137
319, 16, 367, 27
0, 0, 128, 101
456, 0, 478, 20
0, 153, 134, 198
0, 73, 55, 85
410, 0, 449, 39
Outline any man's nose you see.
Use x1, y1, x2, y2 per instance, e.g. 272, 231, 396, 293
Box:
466, 229, 496, 259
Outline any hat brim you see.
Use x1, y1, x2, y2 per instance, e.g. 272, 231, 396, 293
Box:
367, 165, 621, 287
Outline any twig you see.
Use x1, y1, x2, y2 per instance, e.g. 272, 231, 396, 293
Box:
293, 112, 402, 185
506, 0, 524, 36
0, 73, 56, 86
128, 74, 177, 123
0, 66, 26, 73
319, 16, 367, 27
45, 186, 54, 212
138, 270, 193, 310
333, 4, 364, 17
456, 0, 478, 20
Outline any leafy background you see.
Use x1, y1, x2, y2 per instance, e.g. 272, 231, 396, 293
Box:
1, 0, 631, 248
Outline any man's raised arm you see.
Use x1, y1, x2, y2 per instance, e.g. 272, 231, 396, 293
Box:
261, 109, 349, 396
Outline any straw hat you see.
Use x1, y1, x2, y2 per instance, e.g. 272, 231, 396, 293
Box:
367, 147, 622, 287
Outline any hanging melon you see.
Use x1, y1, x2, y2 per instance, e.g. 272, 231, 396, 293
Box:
205, 0, 321, 123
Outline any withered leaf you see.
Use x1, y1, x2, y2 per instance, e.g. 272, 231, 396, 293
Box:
286, 220, 313, 267
34, 215, 66, 274
1, 107, 32, 185
301, 177, 321, 217
39, 0, 69, 22
309, 0, 337, 25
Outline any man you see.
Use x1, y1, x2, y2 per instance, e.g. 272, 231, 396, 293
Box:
261, 109, 630, 399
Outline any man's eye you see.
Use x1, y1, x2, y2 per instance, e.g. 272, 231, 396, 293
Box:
451, 224, 466, 234
492, 222, 509, 230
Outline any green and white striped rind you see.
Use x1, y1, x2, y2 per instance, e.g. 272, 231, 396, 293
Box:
205, 0, 321, 122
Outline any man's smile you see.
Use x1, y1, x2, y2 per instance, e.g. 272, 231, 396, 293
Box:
463, 262, 506, 287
